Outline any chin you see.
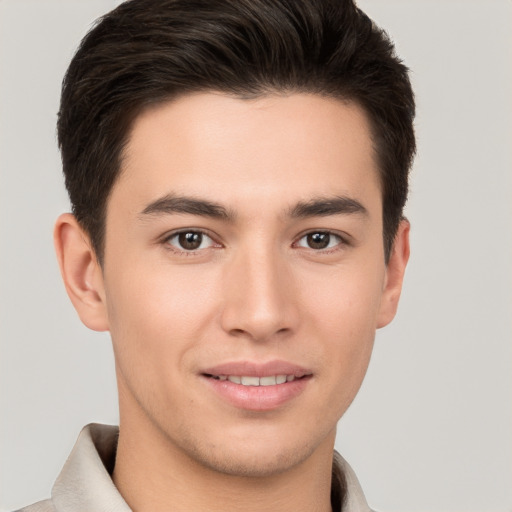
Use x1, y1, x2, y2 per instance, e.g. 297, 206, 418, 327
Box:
191, 443, 316, 478
174, 422, 332, 478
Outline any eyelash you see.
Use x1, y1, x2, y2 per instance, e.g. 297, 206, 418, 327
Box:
161, 229, 349, 256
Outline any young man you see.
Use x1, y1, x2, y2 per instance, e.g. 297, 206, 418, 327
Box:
19, 0, 415, 511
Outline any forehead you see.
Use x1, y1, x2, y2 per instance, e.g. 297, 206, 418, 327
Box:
112, 92, 380, 218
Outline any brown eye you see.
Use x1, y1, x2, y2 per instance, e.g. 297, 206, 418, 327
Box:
167, 231, 214, 251
296, 232, 343, 250
179, 232, 203, 250
307, 232, 330, 249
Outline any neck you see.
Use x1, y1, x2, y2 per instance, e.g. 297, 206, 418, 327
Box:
113, 407, 336, 512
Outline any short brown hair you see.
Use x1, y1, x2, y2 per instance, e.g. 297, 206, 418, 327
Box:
58, 0, 415, 262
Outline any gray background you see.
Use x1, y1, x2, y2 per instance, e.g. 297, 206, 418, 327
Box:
1, 1, 511, 511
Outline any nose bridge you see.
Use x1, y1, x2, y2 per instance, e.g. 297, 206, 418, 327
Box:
220, 239, 296, 341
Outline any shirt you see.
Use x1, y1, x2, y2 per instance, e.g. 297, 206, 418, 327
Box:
17, 423, 373, 512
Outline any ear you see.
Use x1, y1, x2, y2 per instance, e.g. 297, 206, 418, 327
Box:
54, 213, 109, 332
377, 219, 410, 329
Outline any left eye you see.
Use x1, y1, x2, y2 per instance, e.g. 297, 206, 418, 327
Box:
167, 231, 215, 251
296, 232, 342, 250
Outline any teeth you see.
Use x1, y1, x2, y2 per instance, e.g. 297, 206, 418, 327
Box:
216, 374, 300, 386
241, 376, 260, 386
259, 376, 276, 386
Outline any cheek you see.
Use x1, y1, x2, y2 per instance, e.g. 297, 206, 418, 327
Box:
302, 262, 383, 391
303, 262, 385, 336
104, 263, 221, 367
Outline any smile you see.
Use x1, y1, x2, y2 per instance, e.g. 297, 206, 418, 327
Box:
201, 361, 312, 410
206, 374, 300, 386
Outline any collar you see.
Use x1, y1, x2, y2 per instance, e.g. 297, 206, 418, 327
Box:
51, 423, 372, 512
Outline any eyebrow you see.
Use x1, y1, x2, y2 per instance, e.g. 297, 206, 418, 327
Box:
289, 196, 368, 218
139, 193, 368, 222
140, 194, 233, 220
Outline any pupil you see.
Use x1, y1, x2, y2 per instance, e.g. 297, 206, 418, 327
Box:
179, 232, 202, 250
308, 232, 330, 249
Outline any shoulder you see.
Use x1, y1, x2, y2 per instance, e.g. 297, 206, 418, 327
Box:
14, 499, 55, 512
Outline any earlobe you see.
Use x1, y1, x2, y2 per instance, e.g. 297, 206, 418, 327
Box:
376, 220, 410, 329
54, 213, 109, 332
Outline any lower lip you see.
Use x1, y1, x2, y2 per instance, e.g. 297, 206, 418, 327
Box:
202, 376, 311, 411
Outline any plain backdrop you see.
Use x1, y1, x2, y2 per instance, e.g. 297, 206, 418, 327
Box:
1, 1, 511, 511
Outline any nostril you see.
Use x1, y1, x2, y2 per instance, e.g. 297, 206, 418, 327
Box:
229, 328, 247, 336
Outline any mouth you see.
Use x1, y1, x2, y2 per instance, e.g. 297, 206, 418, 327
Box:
203, 373, 310, 386
200, 361, 312, 411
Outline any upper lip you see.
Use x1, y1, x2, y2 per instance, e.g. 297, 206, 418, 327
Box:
201, 360, 312, 378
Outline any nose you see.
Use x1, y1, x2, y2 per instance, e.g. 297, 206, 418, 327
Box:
220, 245, 299, 342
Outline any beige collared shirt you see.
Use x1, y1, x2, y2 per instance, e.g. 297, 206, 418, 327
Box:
17, 424, 373, 512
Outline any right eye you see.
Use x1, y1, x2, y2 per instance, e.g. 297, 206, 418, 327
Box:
165, 231, 216, 252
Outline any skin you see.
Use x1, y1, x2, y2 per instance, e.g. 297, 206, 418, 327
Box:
55, 92, 409, 512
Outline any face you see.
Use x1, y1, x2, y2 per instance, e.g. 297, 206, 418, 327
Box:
75, 93, 408, 476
